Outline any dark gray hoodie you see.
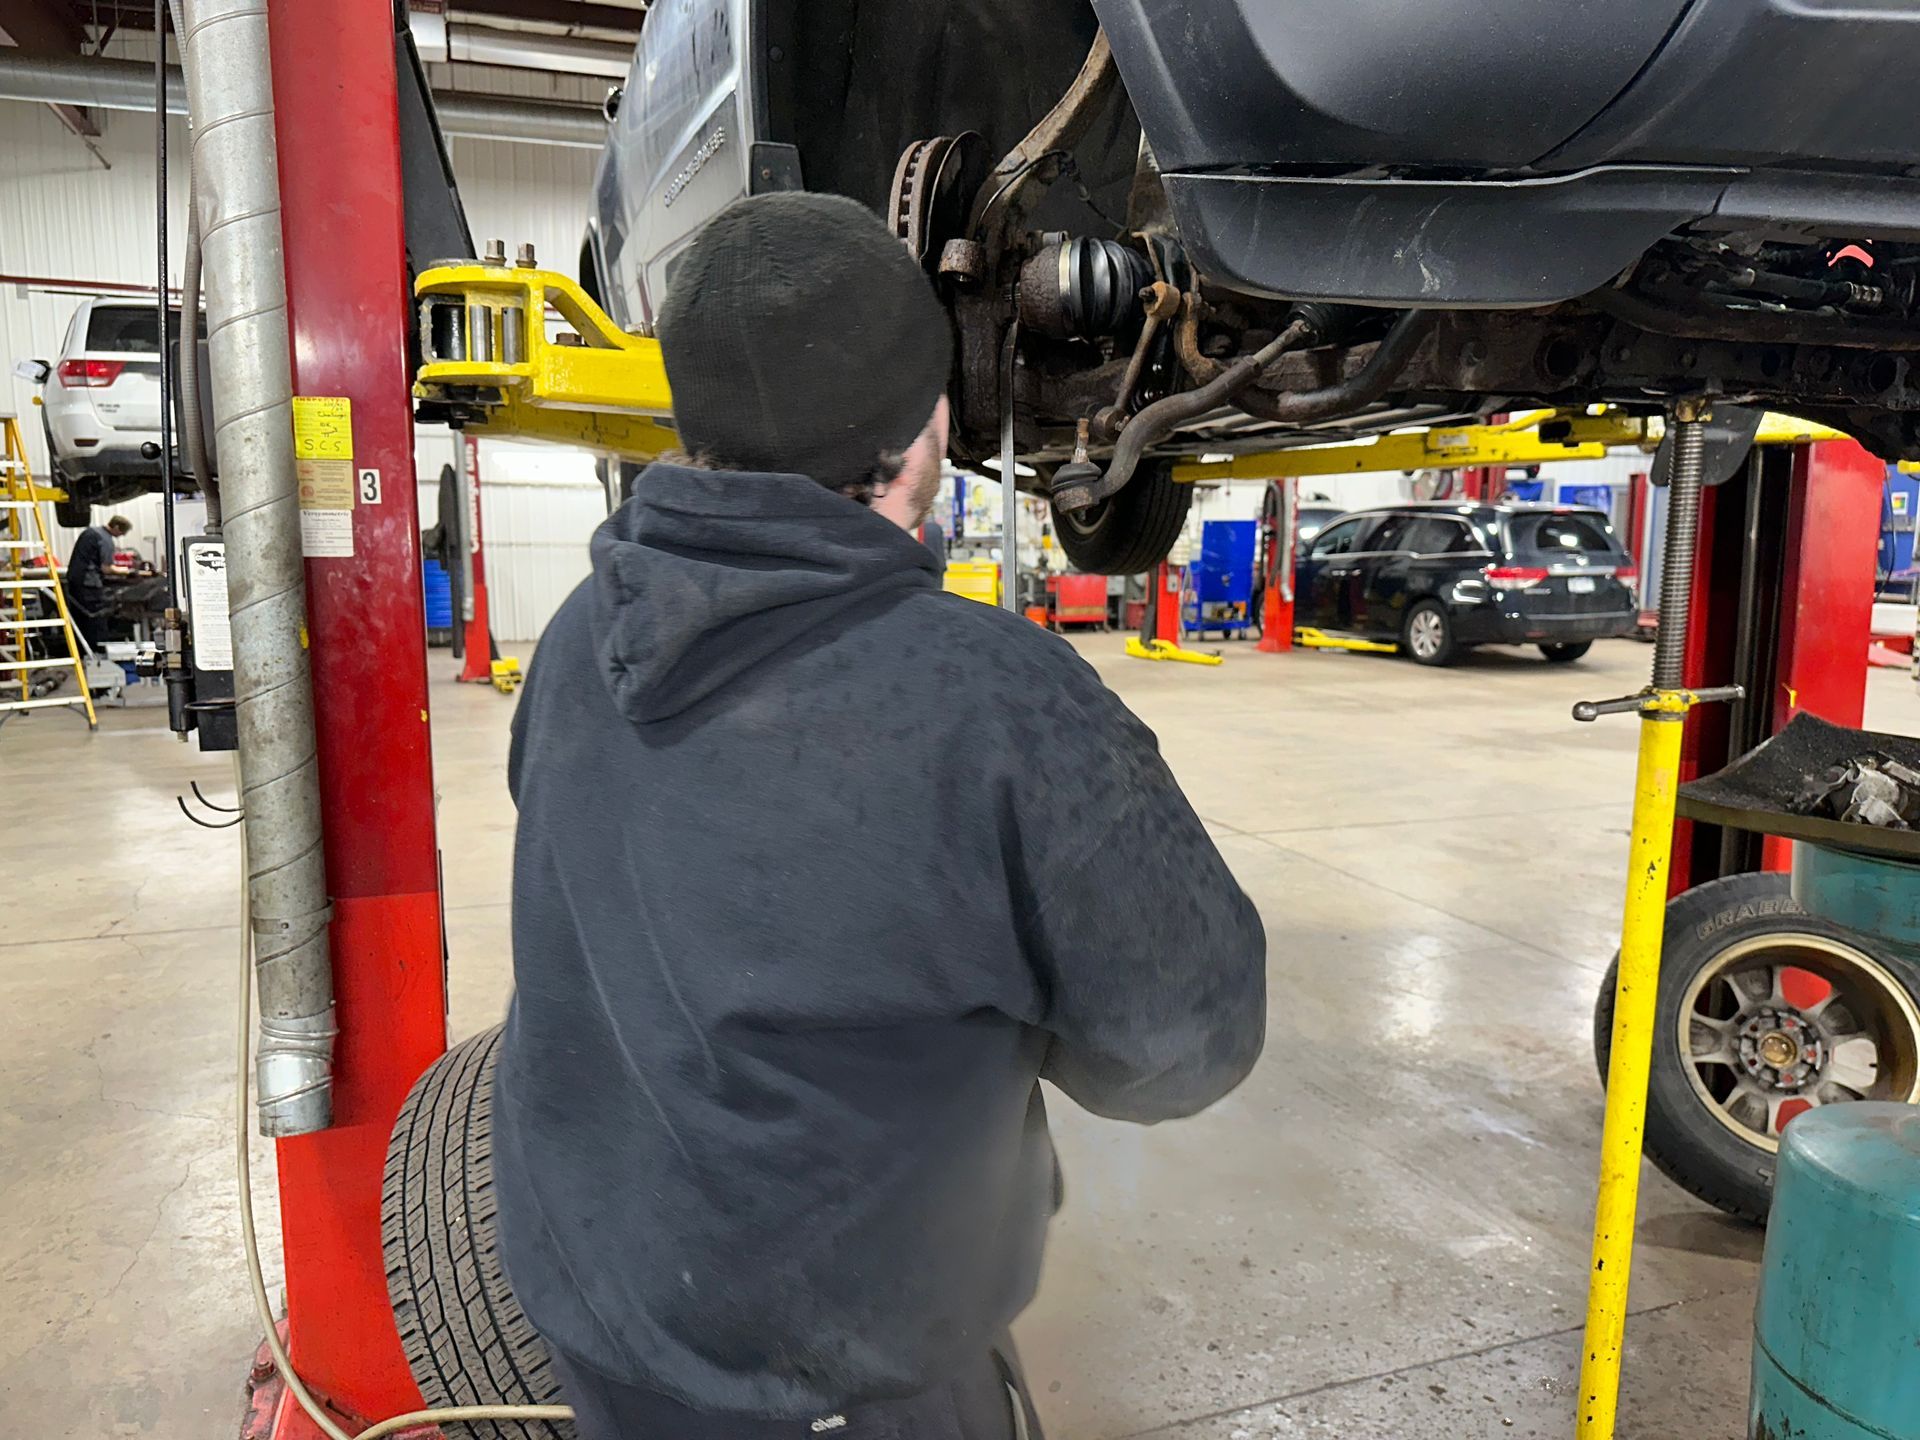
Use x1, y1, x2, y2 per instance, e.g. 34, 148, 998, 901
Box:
493, 462, 1266, 1416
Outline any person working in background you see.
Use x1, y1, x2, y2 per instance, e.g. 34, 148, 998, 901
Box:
915, 513, 947, 579
64, 514, 132, 650
495, 193, 1268, 1440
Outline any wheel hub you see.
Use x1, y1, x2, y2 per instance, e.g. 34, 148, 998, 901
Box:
1677, 933, 1920, 1153
1735, 1009, 1827, 1091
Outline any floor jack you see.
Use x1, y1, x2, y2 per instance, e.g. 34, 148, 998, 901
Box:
1125, 561, 1223, 665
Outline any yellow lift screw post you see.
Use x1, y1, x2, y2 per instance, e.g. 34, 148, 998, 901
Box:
1569, 397, 1742, 1440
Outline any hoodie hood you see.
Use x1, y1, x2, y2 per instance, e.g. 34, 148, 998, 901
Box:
590, 462, 938, 723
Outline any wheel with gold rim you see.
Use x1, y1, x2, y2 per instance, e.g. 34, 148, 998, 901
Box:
1594, 873, 1920, 1223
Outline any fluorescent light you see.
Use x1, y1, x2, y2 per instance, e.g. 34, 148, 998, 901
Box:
982, 457, 1038, 478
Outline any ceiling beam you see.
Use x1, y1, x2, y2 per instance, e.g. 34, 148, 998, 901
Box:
0, 0, 106, 155
0, 0, 90, 51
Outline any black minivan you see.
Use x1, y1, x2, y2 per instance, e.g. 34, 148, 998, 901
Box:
1294, 502, 1638, 666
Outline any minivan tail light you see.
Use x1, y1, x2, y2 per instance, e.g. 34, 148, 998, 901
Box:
57, 358, 125, 388
1483, 565, 1549, 589
1613, 564, 1639, 601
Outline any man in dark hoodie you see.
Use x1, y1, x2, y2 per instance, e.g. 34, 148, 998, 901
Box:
494, 191, 1267, 1440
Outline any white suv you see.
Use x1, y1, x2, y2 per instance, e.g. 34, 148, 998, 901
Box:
25, 299, 200, 526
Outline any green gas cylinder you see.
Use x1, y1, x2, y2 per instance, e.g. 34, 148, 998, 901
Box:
1749, 1101, 1920, 1440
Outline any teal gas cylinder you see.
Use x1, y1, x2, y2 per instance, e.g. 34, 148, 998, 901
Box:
1749, 1104, 1920, 1440
1795, 841, 1920, 954
1748, 845, 1920, 1439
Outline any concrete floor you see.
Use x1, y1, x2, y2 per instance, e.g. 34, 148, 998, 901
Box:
4, 636, 1916, 1438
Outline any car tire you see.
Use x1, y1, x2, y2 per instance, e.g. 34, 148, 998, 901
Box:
1402, 600, 1456, 666
1052, 460, 1191, 576
382, 1024, 575, 1439
1593, 873, 1920, 1224
54, 497, 91, 530
1540, 641, 1592, 663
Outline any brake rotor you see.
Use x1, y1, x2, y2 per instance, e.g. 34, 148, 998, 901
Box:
887, 132, 990, 271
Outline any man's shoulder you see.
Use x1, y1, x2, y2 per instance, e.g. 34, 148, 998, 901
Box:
882, 586, 1115, 709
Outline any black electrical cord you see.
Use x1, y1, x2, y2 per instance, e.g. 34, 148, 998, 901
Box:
155, 0, 179, 607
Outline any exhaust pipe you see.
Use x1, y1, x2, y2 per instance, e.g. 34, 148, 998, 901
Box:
181, 0, 335, 1136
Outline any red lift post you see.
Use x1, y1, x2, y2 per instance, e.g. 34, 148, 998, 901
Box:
1142, 560, 1183, 645
1256, 477, 1295, 653
458, 435, 496, 683
1669, 439, 1887, 893
257, 1, 448, 1431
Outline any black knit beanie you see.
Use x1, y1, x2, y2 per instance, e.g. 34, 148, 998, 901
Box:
655, 192, 952, 489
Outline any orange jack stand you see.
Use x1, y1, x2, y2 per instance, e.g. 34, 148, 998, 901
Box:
1257, 477, 1296, 652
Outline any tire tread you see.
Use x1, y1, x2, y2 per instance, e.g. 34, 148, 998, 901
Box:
382, 1025, 574, 1439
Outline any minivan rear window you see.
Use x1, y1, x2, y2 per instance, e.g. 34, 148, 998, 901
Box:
1508, 511, 1623, 559
83, 305, 202, 354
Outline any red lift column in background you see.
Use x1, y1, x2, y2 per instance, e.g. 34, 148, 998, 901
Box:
1143, 561, 1183, 644
265, 1, 447, 1432
1759, 441, 1886, 868
1669, 439, 1886, 894
1257, 476, 1295, 652
458, 434, 495, 682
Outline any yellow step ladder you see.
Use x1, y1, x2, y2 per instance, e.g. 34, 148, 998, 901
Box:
1, 416, 97, 730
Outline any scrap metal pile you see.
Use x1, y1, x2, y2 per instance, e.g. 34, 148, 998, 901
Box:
1796, 753, 1920, 828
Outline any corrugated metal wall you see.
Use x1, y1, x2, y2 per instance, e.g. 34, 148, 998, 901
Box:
1, 53, 610, 642
414, 431, 609, 642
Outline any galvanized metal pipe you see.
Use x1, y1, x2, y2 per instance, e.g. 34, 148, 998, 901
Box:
182, 0, 334, 1137
1653, 408, 1708, 690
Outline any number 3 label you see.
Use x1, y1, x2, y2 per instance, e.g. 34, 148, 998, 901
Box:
358, 467, 382, 504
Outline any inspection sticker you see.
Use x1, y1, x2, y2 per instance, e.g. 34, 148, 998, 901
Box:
292, 396, 355, 558
292, 396, 353, 460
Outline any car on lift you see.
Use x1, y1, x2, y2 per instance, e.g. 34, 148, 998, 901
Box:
21, 299, 202, 527
584, 0, 1920, 578
1294, 501, 1637, 664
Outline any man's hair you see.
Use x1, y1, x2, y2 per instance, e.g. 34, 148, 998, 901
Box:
666, 447, 909, 508
105, 515, 132, 534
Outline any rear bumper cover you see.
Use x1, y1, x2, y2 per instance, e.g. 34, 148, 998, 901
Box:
1454, 606, 1637, 646
51, 445, 161, 482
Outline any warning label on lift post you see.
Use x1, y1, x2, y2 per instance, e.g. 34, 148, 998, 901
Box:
292, 395, 355, 558
183, 538, 232, 671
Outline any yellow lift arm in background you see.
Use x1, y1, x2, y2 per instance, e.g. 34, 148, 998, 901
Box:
1171, 408, 1849, 485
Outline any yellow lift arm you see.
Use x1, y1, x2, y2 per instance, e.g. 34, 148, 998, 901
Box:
1171, 408, 1848, 485
409, 262, 1855, 486
413, 261, 678, 460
